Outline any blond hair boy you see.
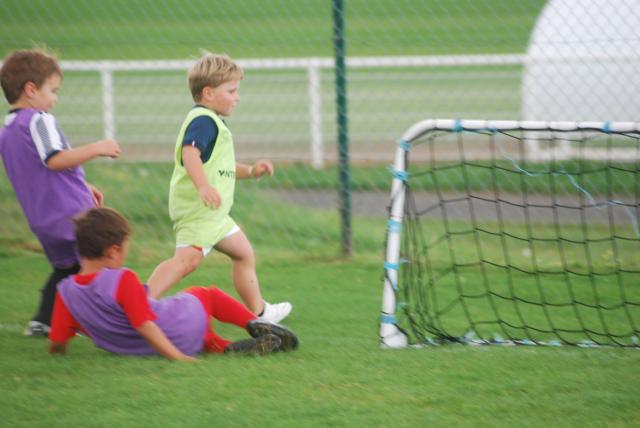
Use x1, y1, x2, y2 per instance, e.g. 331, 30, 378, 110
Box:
147, 53, 291, 323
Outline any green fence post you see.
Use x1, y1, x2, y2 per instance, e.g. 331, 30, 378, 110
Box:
332, 0, 351, 256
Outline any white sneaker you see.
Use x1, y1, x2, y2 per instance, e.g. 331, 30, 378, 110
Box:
259, 301, 292, 324
24, 321, 50, 337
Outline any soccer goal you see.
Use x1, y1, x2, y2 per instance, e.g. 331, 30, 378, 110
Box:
380, 119, 640, 348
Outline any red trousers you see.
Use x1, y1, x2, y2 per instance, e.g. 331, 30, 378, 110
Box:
184, 287, 257, 353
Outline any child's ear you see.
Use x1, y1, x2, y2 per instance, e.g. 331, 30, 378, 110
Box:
23, 81, 37, 97
202, 86, 213, 100
105, 244, 121, 260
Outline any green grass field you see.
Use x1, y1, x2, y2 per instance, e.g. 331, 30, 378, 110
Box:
2, 229, 640, 427
1, 1, 640, 426
1, 162, 639, 427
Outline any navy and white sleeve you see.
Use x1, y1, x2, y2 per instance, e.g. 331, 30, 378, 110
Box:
29, 112, 70, 165
182, 115, 219, 163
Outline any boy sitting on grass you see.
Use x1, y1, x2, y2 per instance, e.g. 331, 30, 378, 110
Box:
48, 207, 298, 360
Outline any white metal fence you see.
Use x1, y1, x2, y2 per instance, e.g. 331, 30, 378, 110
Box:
46, 54, 525, 167
45, 52, 639, 166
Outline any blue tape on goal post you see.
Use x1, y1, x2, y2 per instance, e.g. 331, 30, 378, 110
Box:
384, 264, 399, 290
380, 314, 397, 324
390, 168, 408, 182
384, 261, 399, 271
602, 121, 612, 133
387, 219, 402, 233
396, 138, 411, 152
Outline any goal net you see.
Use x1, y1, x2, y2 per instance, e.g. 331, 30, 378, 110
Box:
380, 119, 640, 348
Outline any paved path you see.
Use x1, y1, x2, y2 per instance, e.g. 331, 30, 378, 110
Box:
269, 189, 639, 227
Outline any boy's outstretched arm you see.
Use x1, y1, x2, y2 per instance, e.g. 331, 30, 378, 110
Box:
237, 160, 274, 180
182, 145, 221, 208
136, 320, 197, 362
48, 293, 79, 356
47, 139, 121, 171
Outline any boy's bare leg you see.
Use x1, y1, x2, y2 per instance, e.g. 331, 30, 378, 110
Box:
147, 246, 204, 299
214, 230, 264, 315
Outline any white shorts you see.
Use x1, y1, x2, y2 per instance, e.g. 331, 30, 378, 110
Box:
176, 224, 241, 257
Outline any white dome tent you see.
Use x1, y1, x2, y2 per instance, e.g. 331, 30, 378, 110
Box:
521, 0, 640, 123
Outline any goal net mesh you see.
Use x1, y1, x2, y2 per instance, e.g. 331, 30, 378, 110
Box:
383, 120, 640, 347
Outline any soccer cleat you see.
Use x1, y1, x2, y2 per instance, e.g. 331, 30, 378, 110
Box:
224, 334, 281, 356
259, 301, 292, 324
24, 321, 50, 337
247, 319, 299, 351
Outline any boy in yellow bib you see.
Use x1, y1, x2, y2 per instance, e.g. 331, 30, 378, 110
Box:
147, 53, 291, 323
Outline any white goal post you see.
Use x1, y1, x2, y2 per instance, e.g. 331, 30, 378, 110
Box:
380, 119, 640, 348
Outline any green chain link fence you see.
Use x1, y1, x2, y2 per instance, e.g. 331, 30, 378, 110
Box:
1, 0, 638, 260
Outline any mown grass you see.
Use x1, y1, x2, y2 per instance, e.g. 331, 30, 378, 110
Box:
1, 237, 640, 427
1, 160, 639, 426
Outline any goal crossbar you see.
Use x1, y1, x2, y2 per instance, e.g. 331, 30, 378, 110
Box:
380, 119, 640, 348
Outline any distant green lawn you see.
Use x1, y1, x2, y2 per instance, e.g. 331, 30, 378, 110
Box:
0, 0, 546, 59
1, 238, 639, 427
0, 0, 546, 152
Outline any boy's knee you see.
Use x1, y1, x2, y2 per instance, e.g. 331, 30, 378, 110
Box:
235, 244, 255, 261
233, 250, 255, 265
175, 251, 203, 274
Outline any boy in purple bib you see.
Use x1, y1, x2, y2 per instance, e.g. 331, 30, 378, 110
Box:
49, 207, 298, 359
0, 49, 121, 336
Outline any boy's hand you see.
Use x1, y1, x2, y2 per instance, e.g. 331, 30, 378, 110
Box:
176, 355, 199, 363
93, 139, 121, 158
251, 160, 274, 179
198, 184, 221, 209
87, 183, 104, 206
